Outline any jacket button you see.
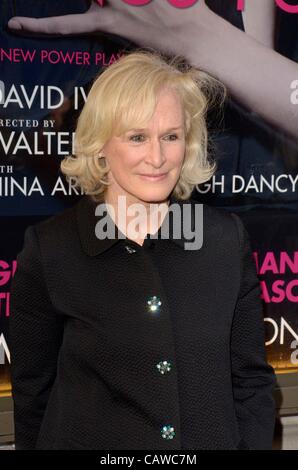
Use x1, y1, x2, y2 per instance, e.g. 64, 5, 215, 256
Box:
125, 245, 137, 254
156, 360, 172, 375
147, 296, 162, 313
161, 425, 176, 440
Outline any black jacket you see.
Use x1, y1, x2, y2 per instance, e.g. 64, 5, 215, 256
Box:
9, 195, 277, 450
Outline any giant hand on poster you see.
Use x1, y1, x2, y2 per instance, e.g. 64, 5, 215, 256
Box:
7, 0, 298, 138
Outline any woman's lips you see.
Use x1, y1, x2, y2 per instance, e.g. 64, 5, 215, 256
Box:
138, 173, 168, 181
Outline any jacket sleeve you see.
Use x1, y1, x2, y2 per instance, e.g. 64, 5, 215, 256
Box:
9, 224, 64, 450
230, 213, 277, 450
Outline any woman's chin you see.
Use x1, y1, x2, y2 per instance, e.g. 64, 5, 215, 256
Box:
132, 188, 173, 204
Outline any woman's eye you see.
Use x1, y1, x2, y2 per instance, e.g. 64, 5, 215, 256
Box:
165, 134, 178, 141
129, 134, 145, 143
128, 133, 179, 143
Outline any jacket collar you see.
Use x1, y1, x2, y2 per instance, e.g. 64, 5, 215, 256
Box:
75, 194, 198, 256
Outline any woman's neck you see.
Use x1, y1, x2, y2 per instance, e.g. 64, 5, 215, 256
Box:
103, 192, 170, 246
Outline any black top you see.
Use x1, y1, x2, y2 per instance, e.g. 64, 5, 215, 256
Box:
9, 195, 277, 450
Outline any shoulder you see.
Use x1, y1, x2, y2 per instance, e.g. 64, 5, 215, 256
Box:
22, 198, 83, 262
34, 202, 78, 241
33, 197, 84, 237
186, 200, 254, 285
186, 197, 243, 243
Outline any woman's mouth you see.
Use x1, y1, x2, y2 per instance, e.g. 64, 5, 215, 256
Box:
138, 173, 168, 181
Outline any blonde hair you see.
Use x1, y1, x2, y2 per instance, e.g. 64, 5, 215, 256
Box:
60, 48, 226, 202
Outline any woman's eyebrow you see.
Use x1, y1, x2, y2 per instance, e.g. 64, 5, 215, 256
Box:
128, 126, 184, 132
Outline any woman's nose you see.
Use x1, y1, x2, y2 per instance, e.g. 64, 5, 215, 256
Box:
145, 138, 166, 167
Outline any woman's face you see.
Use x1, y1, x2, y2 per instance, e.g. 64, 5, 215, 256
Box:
102, 88, 186, 205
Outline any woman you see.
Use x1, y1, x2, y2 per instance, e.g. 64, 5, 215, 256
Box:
9, 50, 277, 450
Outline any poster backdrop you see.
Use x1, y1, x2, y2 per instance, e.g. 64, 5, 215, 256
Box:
0, 0, 298, 398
